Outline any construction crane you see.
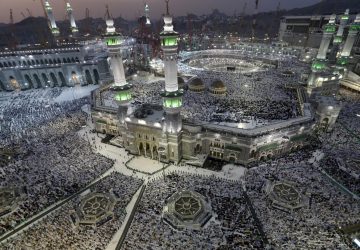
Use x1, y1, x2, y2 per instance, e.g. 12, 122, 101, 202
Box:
26, 8, 33, 17
10, 9, 14, 24
238, 2, 247, 33
251, 0, 259, 41
8, 9, 18, 49
267, 1, 280, 43
187, 14, 193, 50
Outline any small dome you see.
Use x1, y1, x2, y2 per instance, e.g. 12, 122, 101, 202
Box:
209, 80, 227, 96
188, 77, 205, 92
210, 80, 226, 89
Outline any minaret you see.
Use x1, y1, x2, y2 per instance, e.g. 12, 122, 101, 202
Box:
160, 0, 183, 134
330, 10, 349, 63
66, 1, 79, 35
145, 3, 151, 26
307, 15, 337, 87
338, 13, 360, 66
45, 1, 59, 36
317, 14, 337, 60
103, 7, 132, 124
334, 9, 349, 44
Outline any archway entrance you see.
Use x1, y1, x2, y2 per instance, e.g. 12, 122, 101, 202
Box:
93, 69, 100, 84
0, 79, 6, 91
41, 73, 50, 87
85, 70, 93, 85
24, 74, 34, 89
194, 144, 202, 154
58, 72, 66, 86
229, 154, 236, 163
33, 74, 42, 88
139, 143, 145, 156
9, 76, 20, 91
153, 146, 158, 160
145, 143, 150, 158
50, 72, 58, 87
71, 71, 80, 85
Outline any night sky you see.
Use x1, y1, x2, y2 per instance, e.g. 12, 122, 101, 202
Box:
1, 0, 321, 23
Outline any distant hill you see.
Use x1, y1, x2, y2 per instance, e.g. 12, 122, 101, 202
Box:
287, 0, 360, 15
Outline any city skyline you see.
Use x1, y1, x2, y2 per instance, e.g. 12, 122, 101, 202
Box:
1, 0, 321, 23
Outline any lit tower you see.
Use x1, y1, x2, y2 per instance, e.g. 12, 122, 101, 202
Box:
317, 14, 337, 60
103, 9, 132, 124
66, 1, 79, 35
334, 9, 349, 45
330, 10, 349, 63
44, 1, 59, 36
160, 0, 183, 134
145, 3, 151, 26
307, 15, 337, 87
337, 13, 360, 66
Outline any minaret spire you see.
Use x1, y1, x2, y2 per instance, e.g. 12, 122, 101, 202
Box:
165, 0, 170, 15
66, 1, 78, 36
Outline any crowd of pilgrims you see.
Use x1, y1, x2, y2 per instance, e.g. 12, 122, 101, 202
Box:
0, 88, 114, 236
318, 88, 360, 196
0, 88, 87, 147
123, 172, 265, 249
244, 149, 360, 249
2, 172, 143, 249
102, 56, 304, 127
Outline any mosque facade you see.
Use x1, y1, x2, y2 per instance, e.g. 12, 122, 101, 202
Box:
91, 5, 331, 166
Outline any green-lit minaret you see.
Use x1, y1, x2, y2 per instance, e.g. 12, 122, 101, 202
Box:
103, 7, 132, 124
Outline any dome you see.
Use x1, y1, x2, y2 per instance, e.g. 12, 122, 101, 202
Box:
188, 77, 205, 92
210, 80, 226, 89
209, 80, 227, 95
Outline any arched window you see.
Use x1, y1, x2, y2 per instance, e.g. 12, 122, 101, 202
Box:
44, 59, 49, 64
85, 70, 93, 85
0, 62, 3, 68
